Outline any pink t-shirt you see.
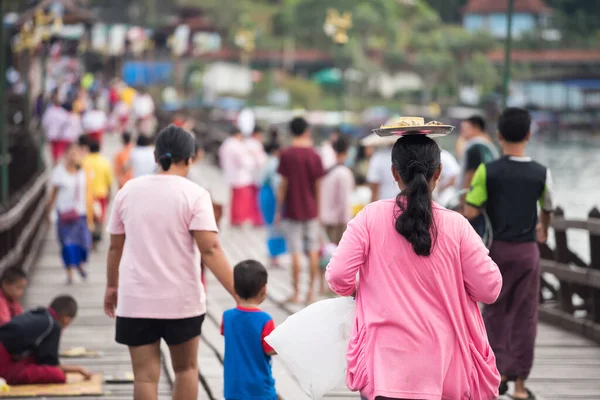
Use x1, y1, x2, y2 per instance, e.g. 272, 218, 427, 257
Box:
320, 164, 355, 225
42, 105, 70, 142
108, 174, 218, 319
219, 137, 254, 188
326, 199, 502, 400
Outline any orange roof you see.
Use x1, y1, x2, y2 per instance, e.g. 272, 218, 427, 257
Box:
487, 49, 600, 63
463, 0, 551, 14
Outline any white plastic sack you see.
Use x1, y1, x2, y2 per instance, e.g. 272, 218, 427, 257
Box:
265, 297, 355, 399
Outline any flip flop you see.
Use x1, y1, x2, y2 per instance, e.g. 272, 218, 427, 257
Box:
510, 388, 536, 400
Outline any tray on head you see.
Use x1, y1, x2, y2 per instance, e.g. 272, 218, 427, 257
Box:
372, 125, 454, 138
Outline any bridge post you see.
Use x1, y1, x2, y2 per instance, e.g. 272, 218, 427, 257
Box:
589, 207, 600, 323
554, 207, 574, 314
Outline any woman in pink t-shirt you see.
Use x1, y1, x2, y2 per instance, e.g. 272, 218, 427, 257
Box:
105, 125, 235, 400
326, 135, 502, 400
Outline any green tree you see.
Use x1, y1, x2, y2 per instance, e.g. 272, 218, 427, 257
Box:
410, 24, 498, 102
545, 0, 600, 45
280, 75, 322, 109
423, 0, 468, 23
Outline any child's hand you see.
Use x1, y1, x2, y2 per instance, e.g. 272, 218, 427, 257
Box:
78, 367, 93, 380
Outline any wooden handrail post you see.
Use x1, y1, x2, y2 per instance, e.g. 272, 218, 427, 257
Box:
589, 207, 600, 323
553, 207, 574, 314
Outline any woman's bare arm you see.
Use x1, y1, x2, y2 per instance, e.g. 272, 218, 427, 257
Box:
193, 231, 235, 299
106, 234, 125, 289
104, 234, 125, 318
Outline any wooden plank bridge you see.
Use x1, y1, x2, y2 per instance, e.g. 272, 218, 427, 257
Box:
2, 134, 600, 399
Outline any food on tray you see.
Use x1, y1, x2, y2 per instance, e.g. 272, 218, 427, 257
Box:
425, 120, 445, 126
380, 117, 425, 129
62, 347, 87, 357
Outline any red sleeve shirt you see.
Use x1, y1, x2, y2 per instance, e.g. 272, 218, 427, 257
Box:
221, 314, 276, 354
261, 319, 276, 354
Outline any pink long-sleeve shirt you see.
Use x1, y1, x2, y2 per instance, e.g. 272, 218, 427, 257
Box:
326, 199, 502, 400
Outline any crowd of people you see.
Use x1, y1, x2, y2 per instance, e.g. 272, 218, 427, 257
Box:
0, 83, 553, 400
216, 110, 552, 400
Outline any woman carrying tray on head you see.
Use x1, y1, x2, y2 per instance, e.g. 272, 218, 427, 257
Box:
326, 117, 502, 400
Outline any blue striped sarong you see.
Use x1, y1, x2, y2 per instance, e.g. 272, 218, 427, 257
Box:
57, 216, 91, 268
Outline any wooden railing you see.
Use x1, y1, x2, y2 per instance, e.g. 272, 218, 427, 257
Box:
0, 171, 49, 275
0, 101, 49, 275
539, 207, 600, 342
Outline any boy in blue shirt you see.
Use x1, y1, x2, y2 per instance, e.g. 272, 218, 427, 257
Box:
221, 260, 277, 400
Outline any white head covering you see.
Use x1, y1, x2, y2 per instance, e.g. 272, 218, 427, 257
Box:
237, 108, 255, 138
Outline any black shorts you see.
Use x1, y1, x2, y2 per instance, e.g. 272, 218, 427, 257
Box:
116, 314, 205, 347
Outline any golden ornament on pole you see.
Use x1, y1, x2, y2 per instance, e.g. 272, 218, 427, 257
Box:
324, 8, 352, 45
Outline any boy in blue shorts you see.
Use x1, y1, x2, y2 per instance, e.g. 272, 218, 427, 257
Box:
221, 260, 277, 400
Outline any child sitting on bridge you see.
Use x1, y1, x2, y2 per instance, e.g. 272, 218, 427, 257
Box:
0, 295, 92, 385
0, 267, 27, 326
221, 260, 277, 400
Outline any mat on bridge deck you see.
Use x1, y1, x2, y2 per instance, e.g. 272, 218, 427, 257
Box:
104, 372, 134, 384
0, 374, 103, 398
60, 347, 103, 359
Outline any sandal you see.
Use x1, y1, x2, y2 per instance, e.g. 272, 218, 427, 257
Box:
510, 388, 536, 400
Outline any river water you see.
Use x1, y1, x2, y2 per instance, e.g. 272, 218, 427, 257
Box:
529, 138, 600, 263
